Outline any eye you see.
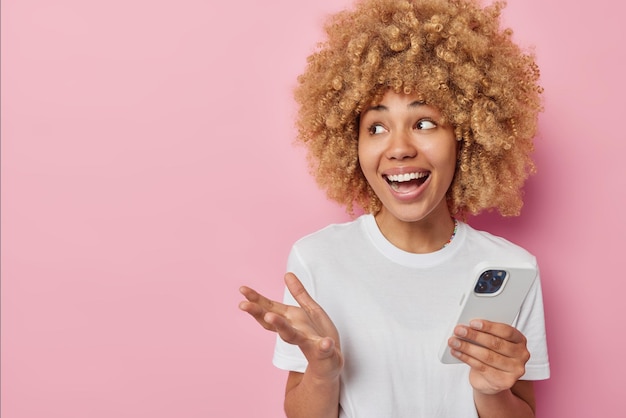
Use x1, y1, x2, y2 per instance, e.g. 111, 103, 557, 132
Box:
416, 119, 437, 130
368, 123, 387, 135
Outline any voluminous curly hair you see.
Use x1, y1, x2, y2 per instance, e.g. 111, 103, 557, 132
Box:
294, 0, 542, 217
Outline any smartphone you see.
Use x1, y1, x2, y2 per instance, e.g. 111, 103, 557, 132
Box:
439, 261, 537, 364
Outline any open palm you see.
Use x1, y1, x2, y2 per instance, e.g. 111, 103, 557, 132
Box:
239, 273, 343, 380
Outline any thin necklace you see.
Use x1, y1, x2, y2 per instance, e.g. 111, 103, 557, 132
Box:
441, 218, 458, 249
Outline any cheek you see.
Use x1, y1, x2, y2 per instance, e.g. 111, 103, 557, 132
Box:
356, 141, 368, 170
357, 142, 378, 175
356, 146, 379, 190
439, 146, 459, 179
426, 137, 457, 165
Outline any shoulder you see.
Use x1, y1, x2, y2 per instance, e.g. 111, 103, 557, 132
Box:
293, 215, 367, 250
286, 215, 372, 279
461, 222, 537, 265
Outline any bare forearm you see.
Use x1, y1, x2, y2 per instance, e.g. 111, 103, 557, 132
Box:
284, 372, 340, 418
474, 389, 534, 418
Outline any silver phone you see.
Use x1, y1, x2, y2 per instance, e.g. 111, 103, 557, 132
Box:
439, 261, 537, 364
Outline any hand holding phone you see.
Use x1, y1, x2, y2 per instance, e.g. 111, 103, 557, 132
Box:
439, 261, 537, 364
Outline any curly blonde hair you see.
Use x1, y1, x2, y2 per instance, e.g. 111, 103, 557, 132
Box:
294, 0, 542, 217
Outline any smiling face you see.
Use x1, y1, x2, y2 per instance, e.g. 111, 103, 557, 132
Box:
358, 89, 458, 232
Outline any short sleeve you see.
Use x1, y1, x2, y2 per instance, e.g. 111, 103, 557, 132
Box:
513, 268, 550, 380
272, 246, 311, 373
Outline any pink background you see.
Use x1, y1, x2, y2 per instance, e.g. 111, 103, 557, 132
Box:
2, 0, 624, 417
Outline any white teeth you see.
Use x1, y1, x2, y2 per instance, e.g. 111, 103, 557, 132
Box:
386, 172, 427, 183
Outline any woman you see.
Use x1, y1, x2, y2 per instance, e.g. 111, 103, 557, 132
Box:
239, 0, 550, 416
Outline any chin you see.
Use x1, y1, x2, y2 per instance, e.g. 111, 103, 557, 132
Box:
379, 199, 449, 225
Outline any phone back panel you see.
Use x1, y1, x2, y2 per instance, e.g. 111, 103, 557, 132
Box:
439, 261, 537, 364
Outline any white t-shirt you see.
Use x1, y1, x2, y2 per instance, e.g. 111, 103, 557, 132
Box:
273, 214, 550, 418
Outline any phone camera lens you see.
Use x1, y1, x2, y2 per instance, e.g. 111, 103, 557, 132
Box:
490, 275, 503, 287
475, 280, 489, 293
474, 270, 507, 294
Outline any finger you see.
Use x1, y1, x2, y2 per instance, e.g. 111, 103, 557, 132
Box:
238, 299, 276, 331
239, 286, 286, 331
284, 273, 325, 315
239, 285, 288, 316
453, 326, 509, 356
453, 325, 528, 362
238, 286, 267, 319
448, 336, 512, 371
449, 323, 530, 372
468, 320, 526, 344
265, 311, 307, 346
284, 273, 336, 331
450, 346, 523, 392
267, 311, 338, 363
238, 298, 264, 318
318, 337, 336, 355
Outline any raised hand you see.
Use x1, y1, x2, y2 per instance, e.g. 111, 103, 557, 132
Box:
239, 273, 343, 380
448, 319, 530, 395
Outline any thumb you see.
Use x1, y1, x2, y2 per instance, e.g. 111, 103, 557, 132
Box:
317, 337, 336, 358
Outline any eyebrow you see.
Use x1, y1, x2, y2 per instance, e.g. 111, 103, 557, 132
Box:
364, 100, 426, 113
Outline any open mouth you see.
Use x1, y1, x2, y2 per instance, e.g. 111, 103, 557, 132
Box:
385, 172, 430, 192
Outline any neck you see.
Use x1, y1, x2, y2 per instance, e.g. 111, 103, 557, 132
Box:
374, 207, 456, 254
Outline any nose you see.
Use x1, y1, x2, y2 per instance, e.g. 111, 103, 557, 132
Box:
385, 130, 417, 160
